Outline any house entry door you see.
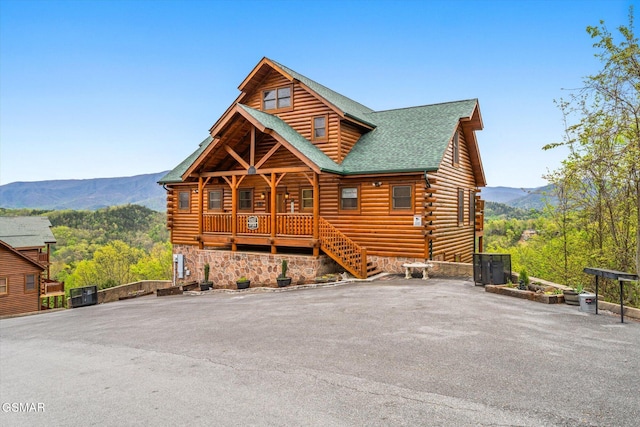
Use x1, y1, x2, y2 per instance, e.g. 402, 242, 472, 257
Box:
266, 192, 287, 213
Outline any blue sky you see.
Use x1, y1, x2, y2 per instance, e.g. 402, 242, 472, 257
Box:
0, 0, 635, 188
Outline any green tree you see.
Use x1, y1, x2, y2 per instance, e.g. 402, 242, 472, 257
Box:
131, 241, 173, 280
545, 8, 640, 275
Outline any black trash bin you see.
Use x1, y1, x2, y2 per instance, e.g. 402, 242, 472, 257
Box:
473, 253, 511, 285
70, 286, 98, 308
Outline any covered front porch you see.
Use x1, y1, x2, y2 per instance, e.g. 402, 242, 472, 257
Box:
201, 212, 316, 250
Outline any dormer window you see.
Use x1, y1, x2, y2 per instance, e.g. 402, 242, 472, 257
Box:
263, 86, 292, 111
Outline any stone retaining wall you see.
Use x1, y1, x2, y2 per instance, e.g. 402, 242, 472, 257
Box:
66, 280, 173, 307
174, 246, 473, 286
174, 245, 340, 288
369, 256, 473, 279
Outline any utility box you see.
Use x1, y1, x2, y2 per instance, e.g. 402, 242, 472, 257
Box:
70, 286, 98, 308
473, 253, 511, 286
579, 293, 597, 314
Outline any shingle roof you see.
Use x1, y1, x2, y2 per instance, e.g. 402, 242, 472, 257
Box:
0, 217, 56, 248
341, 99, 478, 174
159, 60, 480, 183
270, 59, 376, 127
238, 105, 342, 173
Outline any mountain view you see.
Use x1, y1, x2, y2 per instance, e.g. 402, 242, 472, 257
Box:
0, 172, 553, 212
0, 171, 169, 211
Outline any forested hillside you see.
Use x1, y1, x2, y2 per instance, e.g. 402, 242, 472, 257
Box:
1, 205, 172, 296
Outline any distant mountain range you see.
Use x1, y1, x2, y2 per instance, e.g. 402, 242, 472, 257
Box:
0, 172, 555, 212
481, 185, 555, 210
0, 172, 169, 211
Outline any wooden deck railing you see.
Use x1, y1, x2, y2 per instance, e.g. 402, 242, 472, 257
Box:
277, 214, 313, 235
319, 217, 367, 278
41, 279, 64, 295
203, 213, 313, 236
203, 213, 232, 233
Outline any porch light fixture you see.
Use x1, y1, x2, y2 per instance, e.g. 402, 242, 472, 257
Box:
248, 165, 256, 175
284, 192, 290, 199
372, 181, 382, 187
260, 192, 266, 200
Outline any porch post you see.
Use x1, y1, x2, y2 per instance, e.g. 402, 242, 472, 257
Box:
270, 173, 277, 254
231, 175, 237, 251
198, 177, 204, 249
313, 172, 320, 257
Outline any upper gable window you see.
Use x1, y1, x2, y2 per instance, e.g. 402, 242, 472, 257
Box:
452, 131, 460, 167
263, 86, 292, 111
312, 115, 327, 141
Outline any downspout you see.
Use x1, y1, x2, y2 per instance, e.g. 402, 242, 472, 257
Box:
424, 171, 433, 261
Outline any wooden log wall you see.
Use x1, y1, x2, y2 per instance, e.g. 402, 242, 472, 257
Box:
319, 174, 427, 258
0, 246, 41, 316
430, 125, 478, 263
243, 70, 364, 164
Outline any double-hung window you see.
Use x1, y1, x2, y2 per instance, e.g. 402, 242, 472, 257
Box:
25, 274, 37, 292
391, 185, 413, 211
312, 115, 327, 141
301, 188, 314, 211
340, 186, 359, 211
178, 191, 190, 211
208, 189, 223, 211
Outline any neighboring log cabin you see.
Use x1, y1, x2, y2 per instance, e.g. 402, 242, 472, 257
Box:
160, 57, 486, 284
0, 217, 64, 316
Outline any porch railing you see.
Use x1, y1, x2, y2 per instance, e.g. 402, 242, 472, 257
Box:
202, 213, 313, 236
319, 217, 367, 278
41, 278, 64, 295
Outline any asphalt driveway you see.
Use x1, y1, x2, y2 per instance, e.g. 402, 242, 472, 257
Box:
1, 278, 639, 426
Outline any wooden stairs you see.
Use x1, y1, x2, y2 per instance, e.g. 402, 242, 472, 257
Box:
318, 217, 380, 279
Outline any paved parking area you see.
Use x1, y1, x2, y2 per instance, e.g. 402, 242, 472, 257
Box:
1, 277, 639, 426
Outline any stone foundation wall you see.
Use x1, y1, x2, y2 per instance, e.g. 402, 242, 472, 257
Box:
173, 246, 473, 287
369, 256, 473, 279
174, 245, 340, 288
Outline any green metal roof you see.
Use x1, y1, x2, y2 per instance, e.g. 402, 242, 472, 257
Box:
270, 59, 376, 127
158, 136, 213, 184
238, 105, 342, 173
341, 99, 478, 174
0, 217, 56, 248
159, 60, 479, 184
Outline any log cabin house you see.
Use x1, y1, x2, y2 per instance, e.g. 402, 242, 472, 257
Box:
160, 57, 485, 285
0, 217, 64, 316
